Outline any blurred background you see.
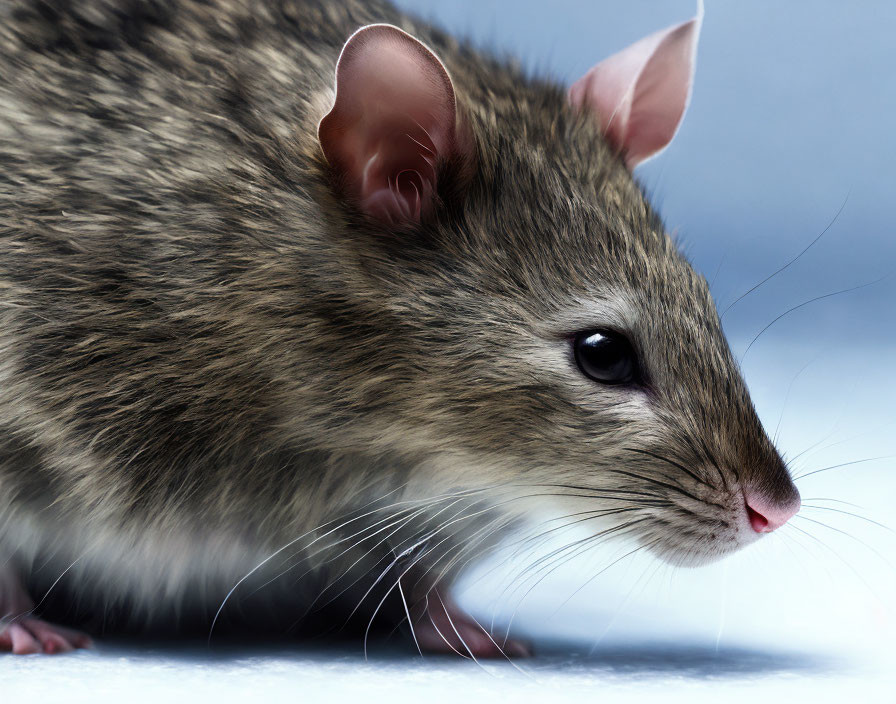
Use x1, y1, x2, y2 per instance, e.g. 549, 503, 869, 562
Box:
395, 0, 896, 669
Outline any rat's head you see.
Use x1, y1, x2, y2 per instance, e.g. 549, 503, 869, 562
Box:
313, 18, 798, 568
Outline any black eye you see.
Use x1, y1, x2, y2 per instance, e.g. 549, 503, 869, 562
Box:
573, 330, 639, 385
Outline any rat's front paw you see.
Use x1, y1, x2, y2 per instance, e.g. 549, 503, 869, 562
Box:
1, 562, 92, 654
414, 590, 531, 659
0, 616, 92, 655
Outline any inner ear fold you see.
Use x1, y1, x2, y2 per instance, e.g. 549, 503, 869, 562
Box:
318, 24, 462, 225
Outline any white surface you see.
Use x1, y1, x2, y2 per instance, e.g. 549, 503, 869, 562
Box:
2, 642, 893, 703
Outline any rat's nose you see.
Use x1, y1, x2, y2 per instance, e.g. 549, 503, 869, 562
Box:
744, 489, 800, 533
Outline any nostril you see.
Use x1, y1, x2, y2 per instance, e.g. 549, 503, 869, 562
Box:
744, 489, 801, 534
746, 504, 770, 533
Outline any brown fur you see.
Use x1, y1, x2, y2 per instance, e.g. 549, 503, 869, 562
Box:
0, 0, 797, 638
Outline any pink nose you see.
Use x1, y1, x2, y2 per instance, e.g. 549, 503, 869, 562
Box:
744, 490, 800, 533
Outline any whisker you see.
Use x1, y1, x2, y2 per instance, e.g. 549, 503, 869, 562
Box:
609, 469, 717, 505
444, 507, 653, 598
314, 499, 478, 614
793, 455, 893, 481
708, 246, 729, 294
352, 496, 526, 637
435, 590, 485, 666
209, 484, 419, 641
359, 517, 510, 663
741, 272, 892, 360
384, 518, 513, 644
549, 540, 657, 617
624, 448, 716, 490
721, 193, 849, 320
455, 514, 609, 601
785, 523, 887, 602
684, 435, 732, 488
792, 515, 895, 570
359, 535, 436, 658
787, 419, 889, 467
498, 519, 650, 642
409, 513, 520, 597
775, 526, 839, 588
396, 574, 421, 657
772, 356, 818, 445
424, 592, 466, 658
528, 482, 666, 501
247, 502, 444, 601
801, 497, 864, 508
460, 607, 532, 677
318, 491, 647, 622
484, 518, 634, 635
2, 555, 84, 626
589, 550, 667, 655
208, 484, 505, 641
212, 474, 687, 650
490, 535, 599, 636
31, 555, 83, 615
800, 504, 893, 533
502, 513, 644, 593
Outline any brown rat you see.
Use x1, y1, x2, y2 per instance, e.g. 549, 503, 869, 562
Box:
0, 0, 799, 656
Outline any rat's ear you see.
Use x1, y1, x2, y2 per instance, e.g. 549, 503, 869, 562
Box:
568, 12, 702, 169
318, 24, 466, 226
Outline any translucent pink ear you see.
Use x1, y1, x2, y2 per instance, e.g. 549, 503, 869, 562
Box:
318, 24, 463, 225
568, 12, 702, 169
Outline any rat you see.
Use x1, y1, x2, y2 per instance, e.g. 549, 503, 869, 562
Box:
0, 0, 801, 657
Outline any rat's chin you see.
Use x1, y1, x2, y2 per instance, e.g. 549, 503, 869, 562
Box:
645, 537, 746, 568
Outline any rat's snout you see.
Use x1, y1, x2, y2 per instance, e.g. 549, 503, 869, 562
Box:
743, 488, 801, 533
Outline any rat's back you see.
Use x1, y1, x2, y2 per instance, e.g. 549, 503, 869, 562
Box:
0, 0, 410, 642
0, 0, 381, 510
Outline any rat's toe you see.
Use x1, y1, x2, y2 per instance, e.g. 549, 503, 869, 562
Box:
413, 589, 531, 659
1, 618, 91, 655
6, 623, 41, 655
27, 618, 91, 650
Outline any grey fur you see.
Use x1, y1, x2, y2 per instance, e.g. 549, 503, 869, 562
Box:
0, 0, 797, 639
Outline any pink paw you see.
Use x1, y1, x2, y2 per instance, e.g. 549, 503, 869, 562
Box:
414, 591, 531, 659
0, 617, 92, 655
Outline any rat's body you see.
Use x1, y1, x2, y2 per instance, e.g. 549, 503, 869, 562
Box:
0, 0, 800, 655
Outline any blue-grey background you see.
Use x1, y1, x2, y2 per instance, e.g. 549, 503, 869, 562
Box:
396, 0, 896, 349
6, 2, 895, 701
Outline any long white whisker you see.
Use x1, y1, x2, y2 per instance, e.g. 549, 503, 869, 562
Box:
313, 498, 476, 614
208, 484, 504, 641
550, 541, 655, 618
436, 590, 490, 674
396, 575, 421, 657
500, 520, 649, 644
2, 555, 84, 626
424, 592, 466, 658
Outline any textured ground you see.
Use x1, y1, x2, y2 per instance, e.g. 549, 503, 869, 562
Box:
2, 639, 893, 703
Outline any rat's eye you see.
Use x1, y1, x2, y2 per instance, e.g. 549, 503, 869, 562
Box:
573, 330, 639, 385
